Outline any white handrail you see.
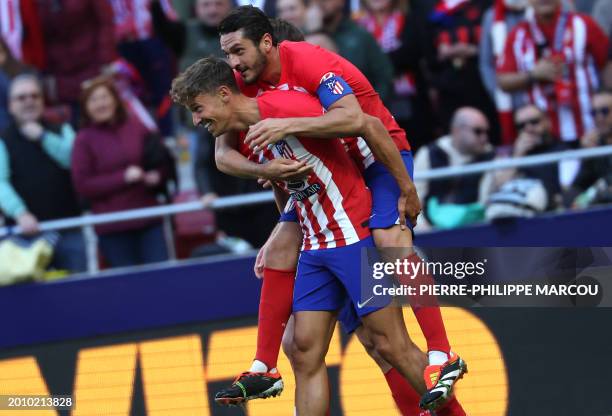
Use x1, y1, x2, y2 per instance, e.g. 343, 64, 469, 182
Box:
415, 144, 612, 180
1, 145, 611, 238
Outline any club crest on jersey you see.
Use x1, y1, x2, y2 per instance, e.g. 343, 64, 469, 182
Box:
273, 140, 295, 159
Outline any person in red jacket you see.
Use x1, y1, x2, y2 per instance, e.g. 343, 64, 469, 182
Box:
71, 77, 169, 268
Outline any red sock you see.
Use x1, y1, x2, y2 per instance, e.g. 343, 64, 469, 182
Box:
384, 368, 422, 416
436, 396, 466, 416
255, 267, 295, 370
399, 254, 451, 354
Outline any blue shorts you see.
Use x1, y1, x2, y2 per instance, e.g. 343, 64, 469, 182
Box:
293, 236, 392, 332
279, 151, 414, 230
364, 150, 414, 229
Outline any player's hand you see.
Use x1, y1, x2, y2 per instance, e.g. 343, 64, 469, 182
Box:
257, 178, 273, 189
398, 183, 421, 230
513, 132, 540, 157
17, 211, 39, 235
20, 122, 44, 141
262, 158, 313, 181
245, 118, 292, 152
254, 245, 266, 279
143, 170, 161, 186
125, 165, 144, 183
531, 58, 563, 83
580, 130, 600, 148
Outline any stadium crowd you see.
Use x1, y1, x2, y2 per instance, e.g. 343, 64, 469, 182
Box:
0, 0, 611, 275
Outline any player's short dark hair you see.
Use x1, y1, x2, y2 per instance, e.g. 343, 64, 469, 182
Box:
170, 57, 238, 106
270, 18, 305, 42
219, 6, 277, 46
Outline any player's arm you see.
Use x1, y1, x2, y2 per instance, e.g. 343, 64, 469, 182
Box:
247, 94, 365, 149
215, 131, 313, 181
215, 131, 264, 178
272, 182, 290, 214
362, 115, 420, 228
245, 76, 365, 150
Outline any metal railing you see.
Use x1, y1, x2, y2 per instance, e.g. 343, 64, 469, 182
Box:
1, 145, 611, 272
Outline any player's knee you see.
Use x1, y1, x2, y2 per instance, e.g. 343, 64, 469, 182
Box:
291, 332, 324, 374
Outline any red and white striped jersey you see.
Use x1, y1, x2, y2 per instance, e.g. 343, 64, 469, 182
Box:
497, 9, 609, 141
109, 0, 177, 41
245, 90, 372, 251
236, 41, 410, 171
0, 0, 23, 59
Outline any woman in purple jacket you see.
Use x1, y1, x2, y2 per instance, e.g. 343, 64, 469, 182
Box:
71, 77, 169, 267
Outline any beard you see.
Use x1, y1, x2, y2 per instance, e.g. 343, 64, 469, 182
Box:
242, 50, 268, 85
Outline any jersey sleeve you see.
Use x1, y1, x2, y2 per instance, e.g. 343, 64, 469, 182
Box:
286, 42, 355, 110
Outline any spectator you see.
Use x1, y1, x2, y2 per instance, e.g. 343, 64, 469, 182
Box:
569, 91, 612, 206
37, 0, 115, 126
354, 0, 434, 149
581, 91, 612, 147
0, 38, 33, 132
110, 0, 177, 136
277, 0, 308, 30
314, 0, 394, 103
493, 104, 567, 209
496, 0, 609, 144
479, 0, 528, 144
0, 74, 86, 273
305, 31, 339, 52
152, 0, 233, 71
271, 17, 307, 42
235, 0, 278, 17
71, 77, 169, 268
591, 0, 612, 37
412, 0, 499, 143
414, 107, 495, 228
